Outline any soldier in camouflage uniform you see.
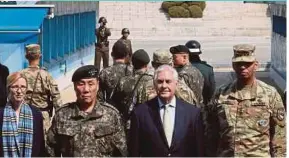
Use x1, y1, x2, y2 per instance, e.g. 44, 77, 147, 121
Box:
117, 28, 133, 64
20, 44, 62, 133
111, 49, 154, 128
170, 45, 204, 105
205, 44, 286, 157
144, 49, 198, 106
186, 40, 216, 105
46, 65, 127, 157
98, 40, 133, 105
95, 17, 111, 70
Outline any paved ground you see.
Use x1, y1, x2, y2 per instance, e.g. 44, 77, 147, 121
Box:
60, 37, 273, 104
59, 2, 274, 104
125, 37, 271, 68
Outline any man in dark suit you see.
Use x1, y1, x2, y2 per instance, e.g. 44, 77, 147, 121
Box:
128, 64, 204, 157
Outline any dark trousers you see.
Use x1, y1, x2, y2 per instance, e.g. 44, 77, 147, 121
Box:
95, 46, 109, 70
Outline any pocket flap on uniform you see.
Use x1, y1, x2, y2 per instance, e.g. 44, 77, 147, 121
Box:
94, 126, 114, 137
58, 124, 78, 136
251, 98, 268, 107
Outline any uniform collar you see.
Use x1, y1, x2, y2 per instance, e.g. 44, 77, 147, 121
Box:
113, 61, 125, 66
229, 79, 257, 100
28, 65, 40, 69
134, 69, 146, 75
71, 100, 103, 120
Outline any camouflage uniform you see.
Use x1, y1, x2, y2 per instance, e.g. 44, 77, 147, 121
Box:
112, 69, 154, 121
46, 101, 127, 157
21, 44, 62, 132
117, 37, 133, 62
95, 26, 111, 70
191, 61, 215, 105
204, 44, 286, 157
98, 62, 133, 104
176, 64, 204, 105
186, 40, 216, 105
206, 80, 286, 157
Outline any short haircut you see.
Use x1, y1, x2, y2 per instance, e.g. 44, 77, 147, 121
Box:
25, 53, 41, 60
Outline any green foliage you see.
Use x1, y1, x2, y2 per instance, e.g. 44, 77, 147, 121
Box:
168, 6, 190, 18
184, 2, 206, 11
188, 5, 203, 18
180, 3, 189, 9
199, 2, 206, 11
161, 1, 183, 11
161, 1, 206, 18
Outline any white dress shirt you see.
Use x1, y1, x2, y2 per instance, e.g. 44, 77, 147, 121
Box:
158, 96, 176, 146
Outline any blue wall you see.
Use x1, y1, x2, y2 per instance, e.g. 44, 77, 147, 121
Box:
0, 35, 39, 73
0, 44, 25, 73
0, 6, 49, 72
41, 11, 96, 79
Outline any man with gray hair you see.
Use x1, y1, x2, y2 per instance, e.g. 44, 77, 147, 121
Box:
129, 65, 204, 157
144, 49, 199, 106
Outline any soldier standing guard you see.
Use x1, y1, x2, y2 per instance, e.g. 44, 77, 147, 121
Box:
46, 65, 127, 157
95, 17, 111, 70
205, 44, 286, 157
185, 40, 216, 105
117, 28, 133, 64
20, 44, 62, 133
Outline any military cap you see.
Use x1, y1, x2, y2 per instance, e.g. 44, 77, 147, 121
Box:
169, 45, 189, 54
122, 28, 130, 34
111, 41, 128, 59
185, 40, 202, 55
152, 49, 172, 65
72, 65, 99, 82
232, 44, 256, 62
132, 49, 150, 69
98, 17, 107, 24
25, 44, 41, 54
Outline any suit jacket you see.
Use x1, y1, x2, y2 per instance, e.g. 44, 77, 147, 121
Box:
0, 105, 46, 157
128, 97, 204, 157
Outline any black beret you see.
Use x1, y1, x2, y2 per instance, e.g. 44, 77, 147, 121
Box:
169, 45, 189, 54
111, 41, 128, 59
132, 49, 150, 69
72, 65, 99, 82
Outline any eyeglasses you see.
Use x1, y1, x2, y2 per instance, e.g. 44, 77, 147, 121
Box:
10, 85, 27, 92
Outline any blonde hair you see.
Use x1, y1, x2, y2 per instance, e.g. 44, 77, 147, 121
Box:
6, 72, 27, 90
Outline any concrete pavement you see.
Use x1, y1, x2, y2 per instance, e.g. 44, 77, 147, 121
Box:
60, 37, 272, 104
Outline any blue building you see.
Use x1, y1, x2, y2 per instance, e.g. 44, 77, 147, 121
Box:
0, 2, 99, 90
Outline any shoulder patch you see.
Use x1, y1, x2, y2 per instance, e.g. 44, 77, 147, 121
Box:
56, 102, 74, 112
101, 102, 119, 113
